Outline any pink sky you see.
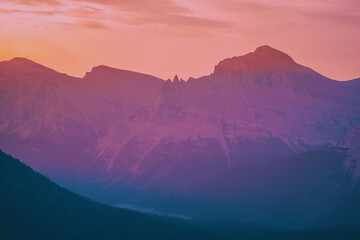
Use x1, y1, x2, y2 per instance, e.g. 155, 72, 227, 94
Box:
0, 0, 359, 80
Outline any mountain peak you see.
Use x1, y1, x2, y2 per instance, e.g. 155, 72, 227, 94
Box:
84, 65, 143, 80
0, 57, 65, 76
173, 75, 180, 83
3, 57, 45, 69
9, 57, 33, 63
254, 45, 285, 54
83, 64, 164, 86
214, 45, 303, 75
253, 45, 295, 63
86, 65, 115, 75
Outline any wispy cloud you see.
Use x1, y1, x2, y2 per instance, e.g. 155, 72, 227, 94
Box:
127, 14, 233, 29
80, 0, 191, 14
4, 0, 61, 6
0, 0, 234, 30
0, 8, 59, 15
80, 20, 108, 30
212, 0, 360, 27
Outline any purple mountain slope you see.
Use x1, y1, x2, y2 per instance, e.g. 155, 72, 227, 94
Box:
0, 46, 359, 197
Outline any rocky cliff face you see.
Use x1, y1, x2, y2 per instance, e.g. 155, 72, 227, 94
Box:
340, 126, 360, 178
0, 46, 359, 192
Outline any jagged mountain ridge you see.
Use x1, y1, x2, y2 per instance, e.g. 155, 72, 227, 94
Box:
0, 46, 359, 192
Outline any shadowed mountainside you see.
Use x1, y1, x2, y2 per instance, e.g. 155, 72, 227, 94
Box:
1, 149, 360, 240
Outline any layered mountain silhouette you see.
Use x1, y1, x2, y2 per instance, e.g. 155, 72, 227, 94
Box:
1, 46, 360, 227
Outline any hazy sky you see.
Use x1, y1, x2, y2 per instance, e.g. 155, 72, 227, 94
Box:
0, 0, 359, 80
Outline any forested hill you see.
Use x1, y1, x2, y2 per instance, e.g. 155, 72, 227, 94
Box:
1, 149, 360, 240
0, 149, 214, 240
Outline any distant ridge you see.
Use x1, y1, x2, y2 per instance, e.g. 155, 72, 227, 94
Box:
1, 46, 359, 82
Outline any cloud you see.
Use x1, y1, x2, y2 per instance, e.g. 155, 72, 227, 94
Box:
64, 5, 104, 19
80, 20, 108, 30
128, 14, 234, 29
212, 0, 360, 27
5, 0, 356, 33
0, 0, 234, 31
80, 0, 190, 14
3, 0, 60, 6
0, 0, 191, 14
0, 8, 59, 15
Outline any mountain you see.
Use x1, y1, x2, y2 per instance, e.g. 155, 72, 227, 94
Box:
117, 46, 360, 191
0, 57, 163, 181
162, 125, 360, 228
0, 46, 360, 225
2, 149, 360, 240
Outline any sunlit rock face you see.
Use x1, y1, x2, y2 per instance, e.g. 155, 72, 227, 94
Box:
0, 46, 360, 193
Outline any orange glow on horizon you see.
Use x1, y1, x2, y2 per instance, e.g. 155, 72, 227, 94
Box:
0, 0, 359, 80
